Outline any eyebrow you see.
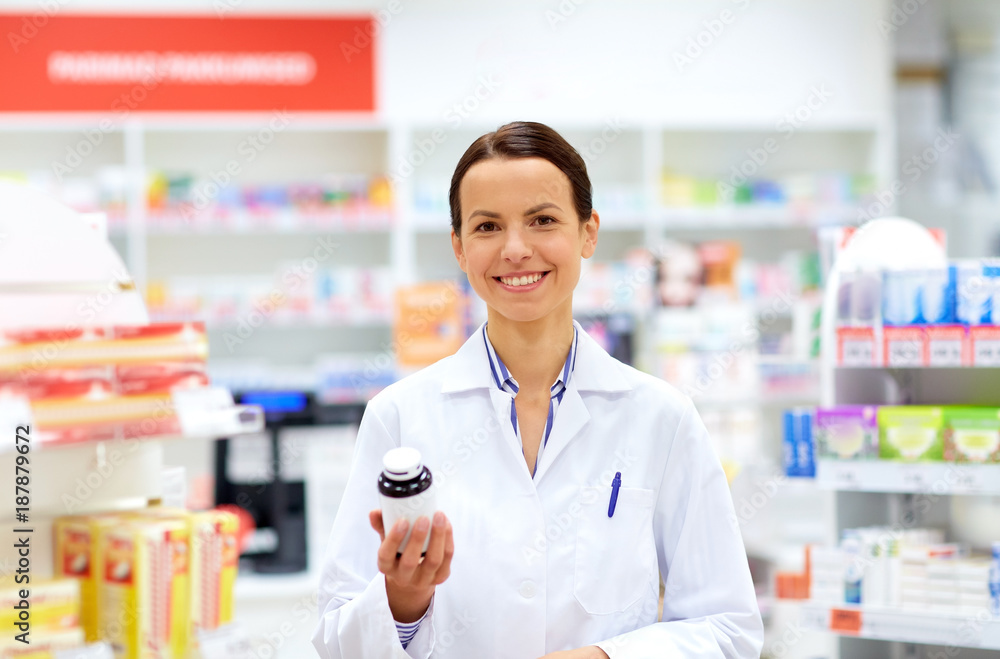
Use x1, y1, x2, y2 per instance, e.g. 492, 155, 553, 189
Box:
468, 202, 563, 221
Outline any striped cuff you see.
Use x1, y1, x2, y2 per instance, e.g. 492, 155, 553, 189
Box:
395, 608, 429, 649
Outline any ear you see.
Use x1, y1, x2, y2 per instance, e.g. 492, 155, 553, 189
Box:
580, 210, 600, 259
451, 230, 468, 273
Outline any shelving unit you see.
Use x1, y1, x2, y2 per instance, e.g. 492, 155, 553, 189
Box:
1, 120, 889, 392
0, 183, 265, 595
799, 602, 1000, 650
816, 460, 1000, 496
812, 219, 1000, 658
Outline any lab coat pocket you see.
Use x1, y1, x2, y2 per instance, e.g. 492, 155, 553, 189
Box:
573, 486, 656, 615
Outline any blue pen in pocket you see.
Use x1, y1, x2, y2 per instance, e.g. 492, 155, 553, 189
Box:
608, 471, 621, 517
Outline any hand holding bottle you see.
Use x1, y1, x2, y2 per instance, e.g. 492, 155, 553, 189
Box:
369, 509, 454, 623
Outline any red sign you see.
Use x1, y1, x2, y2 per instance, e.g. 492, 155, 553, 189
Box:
0, 14, 375, 112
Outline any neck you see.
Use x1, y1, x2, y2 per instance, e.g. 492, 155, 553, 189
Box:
486, 306, 575, 391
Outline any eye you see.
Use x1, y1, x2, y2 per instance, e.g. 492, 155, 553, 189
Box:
533, 215, 557, 226
475, 221, 498, 232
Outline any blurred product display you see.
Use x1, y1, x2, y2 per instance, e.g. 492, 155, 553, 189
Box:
47, 507, 240, 658
836, 259, 1000, 367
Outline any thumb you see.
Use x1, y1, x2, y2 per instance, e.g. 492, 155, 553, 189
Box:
369, 509, 386, 541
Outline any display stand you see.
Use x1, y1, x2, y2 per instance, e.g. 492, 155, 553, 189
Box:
0, 182, 263, 590
813, 217, 1000, 658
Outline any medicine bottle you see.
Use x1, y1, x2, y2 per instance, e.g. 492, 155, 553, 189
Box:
378, 447, 436, 555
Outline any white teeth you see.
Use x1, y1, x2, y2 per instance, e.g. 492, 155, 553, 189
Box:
500, 273, 543, 287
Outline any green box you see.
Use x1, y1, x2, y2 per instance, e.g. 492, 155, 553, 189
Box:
877, 406, 945, 461
943, 407, 1000, 463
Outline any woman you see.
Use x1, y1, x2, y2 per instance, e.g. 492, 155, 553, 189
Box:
313, 122, 763, 658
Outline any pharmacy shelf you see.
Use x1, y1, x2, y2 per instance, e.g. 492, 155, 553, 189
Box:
816, 460, 1000, 496
836, 364, 1000, 370
692, 392, 821, 407
139, 209, 394, 234
657, 205, 852, 229
411, 206, 856, 233
799, 601, 1000, 650
151, 314, 393, 330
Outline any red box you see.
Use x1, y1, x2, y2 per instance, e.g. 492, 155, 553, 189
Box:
837, 327, 877, 367
925, 325, 969, 367
883, 326, 926, 367
970, 326, 1000, 367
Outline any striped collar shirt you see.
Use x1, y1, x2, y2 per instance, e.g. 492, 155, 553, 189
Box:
482, 323, 579, 475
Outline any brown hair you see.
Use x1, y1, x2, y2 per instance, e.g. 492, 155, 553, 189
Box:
449, 121, 593, 235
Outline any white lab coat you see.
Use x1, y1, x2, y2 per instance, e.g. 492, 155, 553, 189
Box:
313, 321, 763, 659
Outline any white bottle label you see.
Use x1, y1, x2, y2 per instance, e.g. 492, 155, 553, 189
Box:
380, 486, 437, 554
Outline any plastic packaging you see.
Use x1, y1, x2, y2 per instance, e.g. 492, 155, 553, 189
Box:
815, 405, 879, 460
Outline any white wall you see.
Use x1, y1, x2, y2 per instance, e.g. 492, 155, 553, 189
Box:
379, 0, 892, 128
0, 0, 894, 129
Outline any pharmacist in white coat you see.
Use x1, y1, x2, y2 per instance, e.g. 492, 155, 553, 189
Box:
313, 122, 763, 659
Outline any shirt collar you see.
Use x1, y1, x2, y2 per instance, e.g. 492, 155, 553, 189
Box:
441, 320, 632, 395
481, 323, 578, 395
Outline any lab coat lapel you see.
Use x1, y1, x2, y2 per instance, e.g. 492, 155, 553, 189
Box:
532, 382, 590, 483
487, 385, 537, 490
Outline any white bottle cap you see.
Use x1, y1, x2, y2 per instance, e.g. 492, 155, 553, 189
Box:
383, 447, 423, 481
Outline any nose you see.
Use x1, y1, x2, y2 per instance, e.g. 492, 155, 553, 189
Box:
501, 225, 531, 263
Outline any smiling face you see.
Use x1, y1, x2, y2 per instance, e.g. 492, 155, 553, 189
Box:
452, 157, 598, 326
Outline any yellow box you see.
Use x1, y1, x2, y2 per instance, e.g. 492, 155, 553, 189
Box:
99, 518, 190, 659
189, 510, 239, 635
0, 578, 80, 632
0, 626, 85, 658
53, 513, 122, 642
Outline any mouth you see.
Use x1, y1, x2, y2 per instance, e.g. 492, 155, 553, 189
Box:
494, 271, 549, 289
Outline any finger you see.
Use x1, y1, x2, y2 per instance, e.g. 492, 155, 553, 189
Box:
395, 515, 431, 583
369, 509, 385, 542
376, 518, 409, 574
433, 520, 455, 586
415, 512, 447, 586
